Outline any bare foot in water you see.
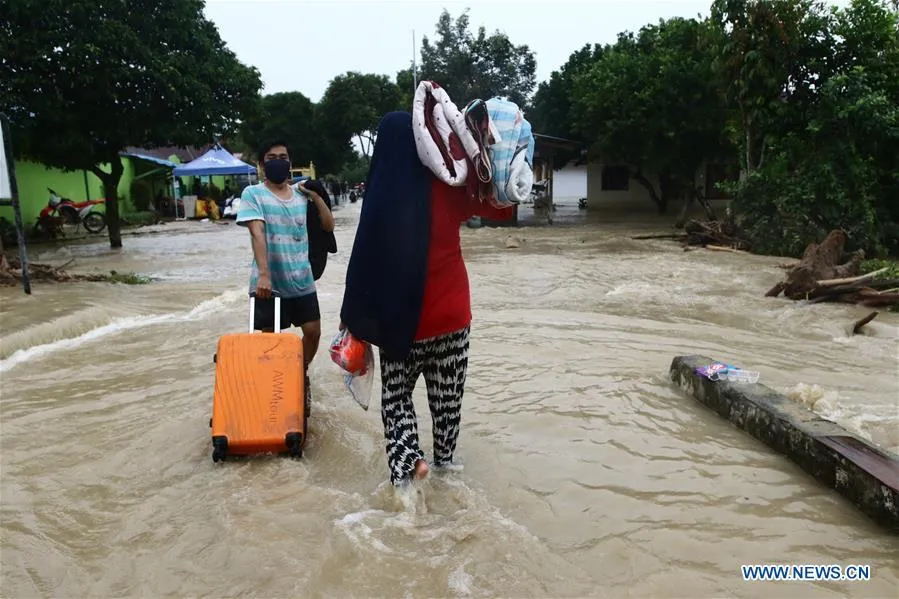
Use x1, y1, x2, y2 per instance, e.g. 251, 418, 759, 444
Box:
413, 459, 430, 480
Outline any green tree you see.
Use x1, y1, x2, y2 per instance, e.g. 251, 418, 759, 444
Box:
527, 44, 602, 170
724, 0, 899, 256
529, 44, 602, 139
338, 152, 370, 185
238, 92, 317, 171
708, 0, 832, 177
310, 102, 357, 177
237, 92, 356, 176
570, 18, 731, 214
318, 72, 401, 161
419, 9, 537, 107
0, 0, 261, 248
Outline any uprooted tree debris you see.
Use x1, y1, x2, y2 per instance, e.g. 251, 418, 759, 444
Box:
765, 230, 899, 308
683, 217, 751, 250
631, 217, 752, 251
852, 311, 879, 334
0, 257, 149, 286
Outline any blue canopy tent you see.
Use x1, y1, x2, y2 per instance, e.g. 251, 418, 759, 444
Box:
172, 144, 257, 177
172, 144, 256, 219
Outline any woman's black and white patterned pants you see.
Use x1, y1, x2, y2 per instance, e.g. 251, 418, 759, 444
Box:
379, 326, 470, 485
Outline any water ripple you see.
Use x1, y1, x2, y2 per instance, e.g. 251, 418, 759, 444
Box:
1, 203, 897, 597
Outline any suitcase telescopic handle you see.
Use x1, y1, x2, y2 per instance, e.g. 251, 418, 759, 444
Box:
248, 291, 281, 333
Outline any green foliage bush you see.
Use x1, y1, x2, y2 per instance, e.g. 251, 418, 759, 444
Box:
530, 0, 899, 257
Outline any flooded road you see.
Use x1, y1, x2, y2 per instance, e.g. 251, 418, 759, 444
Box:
1, 201, 897, 598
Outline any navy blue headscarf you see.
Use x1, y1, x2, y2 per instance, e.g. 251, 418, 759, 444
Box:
340, 112, 431, 360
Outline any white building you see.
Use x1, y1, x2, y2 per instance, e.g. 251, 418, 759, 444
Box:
585, 160, 735, 216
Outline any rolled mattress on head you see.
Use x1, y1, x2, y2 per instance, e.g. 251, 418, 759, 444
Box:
485, 97, 535, 208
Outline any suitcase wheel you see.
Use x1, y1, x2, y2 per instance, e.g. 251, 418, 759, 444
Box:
213, 353, 217, 364
208, 418, 212, 428
212, 436, 228, 463
286, 432, 303, 459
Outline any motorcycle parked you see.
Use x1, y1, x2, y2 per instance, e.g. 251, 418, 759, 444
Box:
530, 181, 554, 225
33, 188, 107, 238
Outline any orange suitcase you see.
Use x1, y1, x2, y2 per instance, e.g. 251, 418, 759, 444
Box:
210, 293, 307, 462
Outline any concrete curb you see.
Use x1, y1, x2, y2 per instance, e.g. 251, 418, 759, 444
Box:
669, 355, 899, 533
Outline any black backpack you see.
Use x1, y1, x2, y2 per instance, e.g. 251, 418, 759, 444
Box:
300, 179, 338, 280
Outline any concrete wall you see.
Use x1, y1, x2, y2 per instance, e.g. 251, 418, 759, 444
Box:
670, 355, 899, 532
551, 164, 587, 202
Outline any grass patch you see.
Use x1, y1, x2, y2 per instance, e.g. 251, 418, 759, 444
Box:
860, 259, 899, 279
1, 262, 153, 287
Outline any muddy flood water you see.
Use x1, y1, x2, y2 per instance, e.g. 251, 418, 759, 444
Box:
1, 200, 897, 598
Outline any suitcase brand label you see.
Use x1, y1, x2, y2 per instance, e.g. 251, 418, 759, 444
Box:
270, 370, 285, 424
257, 351, 300, 363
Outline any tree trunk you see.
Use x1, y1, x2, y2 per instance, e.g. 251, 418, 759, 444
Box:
744, 126, 754, 177
92, 158, 124, 249
631, 170, 666, 214
673, 167, 717, 228
675, 195, 695, 229
357, 133, 373, 162
0, 234, 8, 272
656, 198, 668, 215
656, 172, 680, 216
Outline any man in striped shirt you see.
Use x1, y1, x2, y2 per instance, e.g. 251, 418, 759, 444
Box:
237, 140, 335, 381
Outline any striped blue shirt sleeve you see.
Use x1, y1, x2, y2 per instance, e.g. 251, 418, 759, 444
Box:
236, 187, 263, 225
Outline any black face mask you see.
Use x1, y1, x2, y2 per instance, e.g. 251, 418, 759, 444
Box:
263, 159, 290, 184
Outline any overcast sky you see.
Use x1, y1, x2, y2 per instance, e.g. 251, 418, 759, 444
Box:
203, 0, 724, 102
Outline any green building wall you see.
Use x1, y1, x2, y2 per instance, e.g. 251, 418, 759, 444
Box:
1, 154, 238, 228
0, 158, 136, 225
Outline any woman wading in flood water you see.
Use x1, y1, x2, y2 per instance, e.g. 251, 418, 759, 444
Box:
339, 111, 494, 486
